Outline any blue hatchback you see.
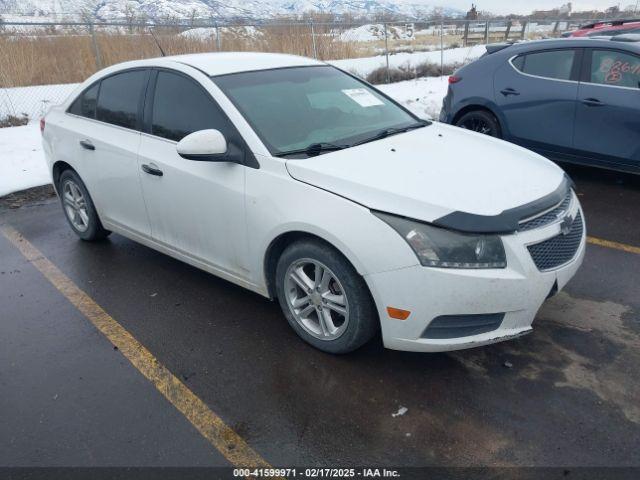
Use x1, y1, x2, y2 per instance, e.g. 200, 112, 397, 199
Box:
440, 37, 640, 173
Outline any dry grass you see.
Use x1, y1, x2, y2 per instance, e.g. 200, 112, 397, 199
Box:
0, 23, 466, 88
0, 25, 366, 87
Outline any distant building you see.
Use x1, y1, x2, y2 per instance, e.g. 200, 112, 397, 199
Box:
532, 3, 573, 19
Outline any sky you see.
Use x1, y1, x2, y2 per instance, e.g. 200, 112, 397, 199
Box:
435, 1, 639, 14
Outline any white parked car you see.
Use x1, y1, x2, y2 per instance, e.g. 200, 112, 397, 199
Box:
41, 52, 586, 354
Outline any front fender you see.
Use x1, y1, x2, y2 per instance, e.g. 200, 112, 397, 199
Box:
245, 158, 419, 293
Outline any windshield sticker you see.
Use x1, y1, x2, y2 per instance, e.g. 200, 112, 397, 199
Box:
342, 89, 384, 107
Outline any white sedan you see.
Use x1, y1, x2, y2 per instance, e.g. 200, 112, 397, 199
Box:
41, 52, 586, 354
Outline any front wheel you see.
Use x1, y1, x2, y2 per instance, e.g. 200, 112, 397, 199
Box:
275, 240, 378, 354
456, 110, 502, 138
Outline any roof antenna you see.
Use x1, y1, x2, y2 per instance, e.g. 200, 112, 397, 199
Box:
149, 27, 166, 57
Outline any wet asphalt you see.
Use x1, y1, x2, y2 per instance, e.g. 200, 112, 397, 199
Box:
0, 164, 639, 469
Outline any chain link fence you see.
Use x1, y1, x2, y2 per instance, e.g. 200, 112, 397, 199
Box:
0, 18, 610, 126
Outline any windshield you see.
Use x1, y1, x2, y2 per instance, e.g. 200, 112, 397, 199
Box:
212, 66, 425, 157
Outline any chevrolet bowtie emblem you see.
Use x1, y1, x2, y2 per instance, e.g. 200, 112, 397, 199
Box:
560, 214, 574, 235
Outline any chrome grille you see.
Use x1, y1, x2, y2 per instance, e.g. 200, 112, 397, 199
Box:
527, 212, 584, 271
519, 190, 573, 232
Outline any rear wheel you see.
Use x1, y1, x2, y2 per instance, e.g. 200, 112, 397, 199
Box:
275, 240, 378, 354
58, 169, 110, 241
456, 110, 502, 138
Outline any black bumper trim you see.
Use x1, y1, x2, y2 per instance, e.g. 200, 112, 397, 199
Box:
421, 313, 506, 339
432, 175, 572, 234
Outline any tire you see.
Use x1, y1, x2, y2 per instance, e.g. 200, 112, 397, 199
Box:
275, 239, 378, 354
58, 169, 111, 241
455, 110, 502, 138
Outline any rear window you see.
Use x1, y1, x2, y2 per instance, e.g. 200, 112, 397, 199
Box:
513, 50, 576, 81
96, 70, 147, 130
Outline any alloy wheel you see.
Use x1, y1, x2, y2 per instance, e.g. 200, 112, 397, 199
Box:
459, 116, 493, 135
62, 180, 90, 232
284, 259, 350, 341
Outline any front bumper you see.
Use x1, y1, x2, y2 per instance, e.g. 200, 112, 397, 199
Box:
364, 203, 586, 353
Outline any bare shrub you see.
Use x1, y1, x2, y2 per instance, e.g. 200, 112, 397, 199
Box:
0, 114, 29, 128
365, 66, 413, 84
366, 61, 460, 84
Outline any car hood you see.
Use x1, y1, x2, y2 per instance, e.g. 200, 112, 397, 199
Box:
285, 123, 566, 229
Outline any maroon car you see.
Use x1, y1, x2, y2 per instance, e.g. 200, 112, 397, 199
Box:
564, 19, 640, 37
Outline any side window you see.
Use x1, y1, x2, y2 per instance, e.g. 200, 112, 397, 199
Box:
96, 70, 147, 130
68, 83, 99, 119
589, 50, 640, 89
513, 50, 576, 81
151, 71, 228, 142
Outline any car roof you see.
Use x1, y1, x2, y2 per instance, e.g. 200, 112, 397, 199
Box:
579, 19, 640, 29
160, 52, 323, 76
609, 33, 640, 42
502, 37, 640, 54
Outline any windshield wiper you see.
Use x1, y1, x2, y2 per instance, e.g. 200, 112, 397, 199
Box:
275, 142, 348, 158
350, 121, 428, 148
275, 121, 428, 158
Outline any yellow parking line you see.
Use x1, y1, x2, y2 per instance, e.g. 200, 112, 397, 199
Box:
587, 236, 640, 256
0, 224, 273, 471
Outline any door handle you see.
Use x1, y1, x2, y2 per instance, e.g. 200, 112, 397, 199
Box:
79, 140, 95, 151
141, 164, 163, 177
500, 88, 520, 96
582, 98, 605, 107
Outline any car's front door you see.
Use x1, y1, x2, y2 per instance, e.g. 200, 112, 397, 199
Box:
70, 69, 152, 237
138, 69, 248, 278
573, 48, 640, 168
494, 48, 581, 153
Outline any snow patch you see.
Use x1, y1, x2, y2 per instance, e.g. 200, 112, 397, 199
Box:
179, 26, 263, 41
330, 45, 485, 77
0, 123, 50, 197
392, 406, 408, 417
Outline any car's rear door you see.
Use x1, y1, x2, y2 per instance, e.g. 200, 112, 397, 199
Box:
494, 48, 581, 153
573, 48, 640, 169
69, 69, 152, 237
137, 69, 247, 278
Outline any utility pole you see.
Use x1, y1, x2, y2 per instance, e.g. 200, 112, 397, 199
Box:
440, 16, 444, 78
383, 22, 390, 84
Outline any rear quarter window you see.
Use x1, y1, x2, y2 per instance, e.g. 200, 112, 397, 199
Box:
68, 83, 99, 119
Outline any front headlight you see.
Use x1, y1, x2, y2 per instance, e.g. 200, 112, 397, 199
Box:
374, 211, 506, 269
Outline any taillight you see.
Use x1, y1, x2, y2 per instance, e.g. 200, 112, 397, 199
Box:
39, 117, 46, 134
448, 76, 462, 84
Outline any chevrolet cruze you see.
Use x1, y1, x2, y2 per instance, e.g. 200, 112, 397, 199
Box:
41, 52, 586, 354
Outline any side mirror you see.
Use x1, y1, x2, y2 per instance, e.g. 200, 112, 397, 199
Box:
177, 129, 229, 162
